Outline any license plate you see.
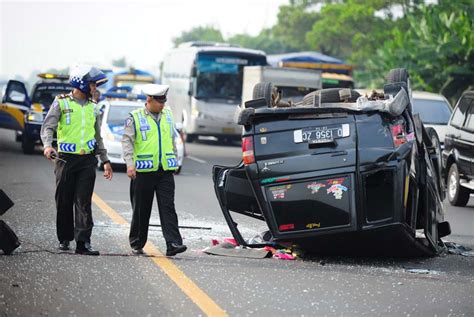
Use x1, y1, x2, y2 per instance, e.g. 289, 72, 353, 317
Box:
222, 127, 235, 133
294, 124, 350, 144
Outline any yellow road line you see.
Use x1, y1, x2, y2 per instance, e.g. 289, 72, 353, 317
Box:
92, 193, 227, 317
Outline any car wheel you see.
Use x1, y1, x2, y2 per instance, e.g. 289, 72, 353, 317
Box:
301, 88, 360, 106
447, 163, 470, 206
252, 82, 274, 107
22, 135, 35, 154
386, 68, 409, 85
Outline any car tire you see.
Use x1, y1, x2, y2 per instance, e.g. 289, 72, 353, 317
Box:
252, 82, 274, 107
447, 163, 470, 206
425, 127, 446, 200
22, 135, 35, 154
386, 68, 409, 85
301, 91, 320, 106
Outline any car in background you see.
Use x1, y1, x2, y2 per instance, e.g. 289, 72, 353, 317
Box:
412, 91, 452, 148
1, 74, 71, 154
442, 91, 474, 207
99, 91, 184, 174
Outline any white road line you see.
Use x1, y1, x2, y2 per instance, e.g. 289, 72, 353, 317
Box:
187, 155, 207, 164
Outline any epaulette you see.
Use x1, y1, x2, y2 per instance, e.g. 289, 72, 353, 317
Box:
89, 98, 98, 104
57, 94, 69, 99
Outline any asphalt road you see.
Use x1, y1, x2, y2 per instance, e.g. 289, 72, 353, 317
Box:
0, 128, 473, 316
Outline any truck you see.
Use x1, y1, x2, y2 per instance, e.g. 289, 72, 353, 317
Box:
241, 66, 322, 106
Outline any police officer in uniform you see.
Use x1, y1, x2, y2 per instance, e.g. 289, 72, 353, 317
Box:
41, 65, 113, 255
122, 84, 186, 256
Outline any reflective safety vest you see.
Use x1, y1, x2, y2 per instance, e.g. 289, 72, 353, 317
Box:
57, 96, 97, 155
131, 107, 177, 172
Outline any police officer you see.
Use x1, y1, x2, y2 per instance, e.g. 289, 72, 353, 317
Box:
41, 65, 113, 255
122, 84, 186, 256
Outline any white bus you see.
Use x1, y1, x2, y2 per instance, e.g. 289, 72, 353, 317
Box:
161, 42, 267, 142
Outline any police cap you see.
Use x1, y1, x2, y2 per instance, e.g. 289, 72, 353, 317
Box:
142, 84, 169, 102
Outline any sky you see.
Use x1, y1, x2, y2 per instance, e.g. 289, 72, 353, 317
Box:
0, 0, 288, 80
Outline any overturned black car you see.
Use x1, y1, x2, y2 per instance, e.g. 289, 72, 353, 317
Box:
212, 68, 451, 256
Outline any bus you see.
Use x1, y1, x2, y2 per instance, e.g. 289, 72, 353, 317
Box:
161, 42, 267, 142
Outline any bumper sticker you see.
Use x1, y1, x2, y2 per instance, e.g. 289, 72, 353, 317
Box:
307, 182, 326, 194
326, 178, 348, 200
270, 185, 292, 200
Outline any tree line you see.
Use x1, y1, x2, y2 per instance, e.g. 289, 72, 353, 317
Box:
173, 0, 473, 103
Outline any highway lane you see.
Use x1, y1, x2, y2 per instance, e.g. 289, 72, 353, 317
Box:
0, 129, 473, 316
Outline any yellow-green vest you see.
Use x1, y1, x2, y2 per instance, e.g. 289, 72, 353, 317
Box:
131, 107, 177, 172
57, 96, 97, 154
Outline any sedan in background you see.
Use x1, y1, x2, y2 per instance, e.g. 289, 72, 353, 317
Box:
412, 91, 452, 148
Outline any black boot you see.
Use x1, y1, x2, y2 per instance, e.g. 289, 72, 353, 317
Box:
166, 243, 187, 256
59, 241, 70, 251
75, 242, 100, 256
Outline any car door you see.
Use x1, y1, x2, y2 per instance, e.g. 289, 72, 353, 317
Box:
447, 96, 471, 176
461, 97, 474, 176
0, 80, 30, 131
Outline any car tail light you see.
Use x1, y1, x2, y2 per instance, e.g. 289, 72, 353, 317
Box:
279, 223, 295, 231
242, 136, 255, 165
390, 124, 407, 147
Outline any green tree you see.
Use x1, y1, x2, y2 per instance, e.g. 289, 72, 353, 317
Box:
364, 1, 474, 101
172, 26, 224, 47
305, 0, 401, 60
228, 28, 293, 54
272, 1, 321, 52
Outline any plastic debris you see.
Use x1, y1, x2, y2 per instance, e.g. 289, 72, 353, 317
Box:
223, 237, 238, 246
444, 242, 472, 255
273, 251, 296, 260
203, 242, 271, 259
405, 268, 431, 274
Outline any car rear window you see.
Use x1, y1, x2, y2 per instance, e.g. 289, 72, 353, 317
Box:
412, 98, 452, 124
32, 83, 71, 107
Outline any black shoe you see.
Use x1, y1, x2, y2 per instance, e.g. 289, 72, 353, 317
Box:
75, 242, 100, 256
166, 243, 187, 256
132, 248, 144, 255
59, 241, 70, 251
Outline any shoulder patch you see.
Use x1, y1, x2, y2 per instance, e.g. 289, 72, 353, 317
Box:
57, 94, 68, 99
125, 116, 134, 127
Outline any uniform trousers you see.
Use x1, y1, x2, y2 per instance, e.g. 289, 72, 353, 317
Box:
129, 168, 182, 249
54, 153, 97, 243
